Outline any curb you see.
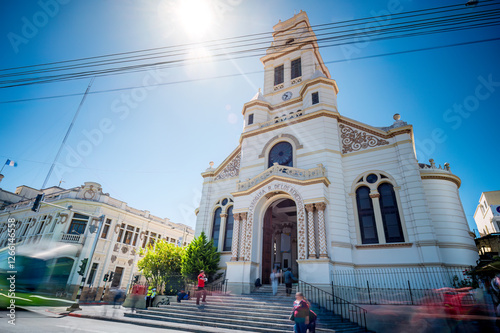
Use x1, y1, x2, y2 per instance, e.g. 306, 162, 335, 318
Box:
64, 311, 250, 333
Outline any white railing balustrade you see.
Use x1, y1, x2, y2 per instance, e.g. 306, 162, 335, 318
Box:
291, 77, 302, 85
60, 233, 84, 244
237, 163, 326, 191
260, 111, 303, 129
273, 83, 284, 91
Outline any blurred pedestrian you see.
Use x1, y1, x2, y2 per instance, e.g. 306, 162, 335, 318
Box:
291, 292, 309, 333
130, 285, 141, 313
270, 268, 282, 296
284, 268, 297, 296
308, 309, 317, 333
196, 270, 208, 305
113, 288, 124, 308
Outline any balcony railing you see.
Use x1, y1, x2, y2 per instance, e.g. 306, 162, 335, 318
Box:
237, 163, 326, 191
259, 110, 303, 129
60, 233, 84, 244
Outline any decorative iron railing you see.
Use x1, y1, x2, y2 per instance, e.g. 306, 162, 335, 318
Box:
297, 280, 368, 331
331, 266, 473, 305
237, 163, 326, 191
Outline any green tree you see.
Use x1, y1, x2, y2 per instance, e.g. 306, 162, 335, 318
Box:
181, 232, 221, 281
137, 240, 184, 293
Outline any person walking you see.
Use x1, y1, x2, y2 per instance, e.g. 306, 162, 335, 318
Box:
130, 285, 140, 313
113, 288, 124, 308
270, 268, 282, 296
291, 292, 310, 333
196, 270, 208, 305
284, 268, 297, 296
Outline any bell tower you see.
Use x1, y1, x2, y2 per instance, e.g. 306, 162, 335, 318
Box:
241, 11, 339, 130
261, 10, 331, 98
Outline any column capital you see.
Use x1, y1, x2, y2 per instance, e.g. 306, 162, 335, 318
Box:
315, 202, 327, 211
233, 213, 241, 221
240, 212, 248, 220
305, 203, 315, 212
220, 213, 228, 218
369, 193, 380, 199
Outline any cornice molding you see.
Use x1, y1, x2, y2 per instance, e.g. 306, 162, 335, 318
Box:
240, 110, 413, 143
420, 173, 461, 188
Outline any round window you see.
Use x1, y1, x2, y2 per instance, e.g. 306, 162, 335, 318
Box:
366, 174, 378, 184
221, 198, 228, 206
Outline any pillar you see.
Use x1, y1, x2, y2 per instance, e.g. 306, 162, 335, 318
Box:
370, 192, 386, 243
231, 213, 241, 261
241, 212, 249, 261
315, 202, 328, 258
219, 213, 228, 252
305, 203, 316, 259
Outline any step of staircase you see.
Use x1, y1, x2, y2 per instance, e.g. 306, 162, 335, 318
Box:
125, 287, 370, 333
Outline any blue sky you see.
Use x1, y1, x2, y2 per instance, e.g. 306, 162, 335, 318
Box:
0, 0, 499, 232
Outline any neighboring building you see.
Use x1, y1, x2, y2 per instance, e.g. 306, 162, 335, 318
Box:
195, 11, 478, 294
0, 186, 24, 211
474, 191, 500, 236
0, 181, 194, 300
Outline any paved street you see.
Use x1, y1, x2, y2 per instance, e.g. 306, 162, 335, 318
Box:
0, 307, 188, 333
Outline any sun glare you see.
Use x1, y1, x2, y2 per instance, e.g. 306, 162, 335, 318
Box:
175, 0, 215, 39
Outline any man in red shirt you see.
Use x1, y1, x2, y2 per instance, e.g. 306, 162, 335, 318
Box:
196, 270, 207, 305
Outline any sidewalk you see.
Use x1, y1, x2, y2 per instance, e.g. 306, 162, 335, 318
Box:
44, 304, 257, 333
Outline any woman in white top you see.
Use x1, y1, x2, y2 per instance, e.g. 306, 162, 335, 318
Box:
270, 268, 281, 296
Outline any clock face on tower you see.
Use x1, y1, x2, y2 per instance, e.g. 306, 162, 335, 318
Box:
282, 91, 292, 101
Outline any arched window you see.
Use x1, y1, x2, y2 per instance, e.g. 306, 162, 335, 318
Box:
356, 186, 378, 244
378, 183, 404, 243
211, 207, 222, 249
223, 206, 234, 252
268, 141, 293, 168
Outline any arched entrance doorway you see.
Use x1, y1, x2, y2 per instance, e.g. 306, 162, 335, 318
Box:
261, 198, 298, 284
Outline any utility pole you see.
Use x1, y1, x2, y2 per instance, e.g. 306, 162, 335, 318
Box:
42, 77, 94, 189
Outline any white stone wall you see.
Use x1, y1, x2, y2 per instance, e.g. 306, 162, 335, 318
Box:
194, 12, 479, 292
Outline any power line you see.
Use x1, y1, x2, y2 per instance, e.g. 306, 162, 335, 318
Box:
1, 8, 499, 88
1, 0, 498, 83
1, 36, 498, 105
3, 1, 486, 71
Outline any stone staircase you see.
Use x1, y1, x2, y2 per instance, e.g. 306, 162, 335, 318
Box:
125, 284, 369, 332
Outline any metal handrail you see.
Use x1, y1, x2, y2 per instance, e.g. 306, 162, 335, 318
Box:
297, 280, 368, 331
188, 278, 229, 294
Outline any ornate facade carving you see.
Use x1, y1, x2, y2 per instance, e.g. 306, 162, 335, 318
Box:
247, 182, 307, 260
305, 204, 316, 258
339, 124, 389, 154
214, 152, 241, 181
315, 202, 328, 257
231, 213, 241, 261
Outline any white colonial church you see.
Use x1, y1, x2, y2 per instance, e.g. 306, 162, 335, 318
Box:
194, 11, 478, 294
